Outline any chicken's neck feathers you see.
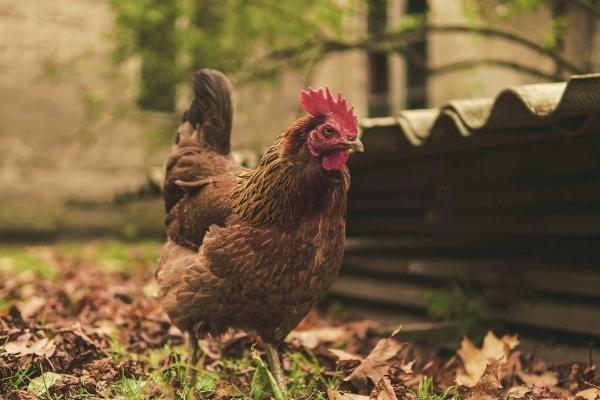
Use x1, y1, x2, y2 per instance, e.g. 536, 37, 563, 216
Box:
231, 136, 348, 227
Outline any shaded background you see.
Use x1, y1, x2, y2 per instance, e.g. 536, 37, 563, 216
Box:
1, 0, 597, 239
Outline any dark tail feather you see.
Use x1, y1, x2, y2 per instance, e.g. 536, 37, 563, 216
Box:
183, 68, 233, 155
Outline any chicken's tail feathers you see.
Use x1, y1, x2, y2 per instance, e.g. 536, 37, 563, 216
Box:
184, 68, 233, 155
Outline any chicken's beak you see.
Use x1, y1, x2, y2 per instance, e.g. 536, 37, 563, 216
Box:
344, 137, 364, 153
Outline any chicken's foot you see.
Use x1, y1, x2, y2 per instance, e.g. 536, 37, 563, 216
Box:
187, 329, 199, 388
264, 342, 288, 399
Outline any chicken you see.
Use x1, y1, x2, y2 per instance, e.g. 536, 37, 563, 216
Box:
156, 68, 363, 394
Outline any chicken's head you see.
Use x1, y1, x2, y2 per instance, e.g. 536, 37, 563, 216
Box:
300, 87, 363, 171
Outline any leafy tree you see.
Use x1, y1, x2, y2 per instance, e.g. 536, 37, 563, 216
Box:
111, 0, 597, 111
113, 0, 179, 111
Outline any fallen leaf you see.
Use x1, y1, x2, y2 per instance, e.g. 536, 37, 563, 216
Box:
464, 359, 503, 400
18, 296, 46, 319
505, 351, 558, 388
504, 385, 532, 399
27, 372, 63, 397
4, 333, 56, 358
457, 331, 518, 387
7, 390, 37, 400
345, 331, 405, 394
400, 360, 415, 374
518, 369, 558, 388
328, 348, 364, 362
288, 327, 350, 349
214, 383, 245, 398
142, 281, 158, 298
370, 376, 398, 400
576, 388, 600, 400
344, 320, 379, 339
326, 388, 369, 400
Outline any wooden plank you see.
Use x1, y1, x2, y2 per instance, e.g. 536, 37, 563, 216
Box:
347, 213, 600, 235
350, 134, 600, 193
330, 276, 600, 337
342, 255, 600, 298
344, 236, 582, 256
330, 276, 430, 309
348, 178, 600, 214
348, 194, 600, 215
498, 300, 600, 337
436, 179, 600, 210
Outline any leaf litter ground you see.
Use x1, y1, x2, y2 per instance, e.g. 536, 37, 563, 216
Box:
0, 241, 598, 400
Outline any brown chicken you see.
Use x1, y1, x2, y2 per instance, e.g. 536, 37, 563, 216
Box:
156, 69, 363, 394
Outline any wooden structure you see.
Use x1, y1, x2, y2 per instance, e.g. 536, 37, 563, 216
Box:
337, 74, 600, 339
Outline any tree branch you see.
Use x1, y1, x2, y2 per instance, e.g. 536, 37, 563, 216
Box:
239, 23, 582, 84
321, 24, 583, 74
428, 59, 563, 81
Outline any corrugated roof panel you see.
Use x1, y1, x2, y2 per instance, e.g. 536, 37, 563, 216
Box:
360, 73, 600, 152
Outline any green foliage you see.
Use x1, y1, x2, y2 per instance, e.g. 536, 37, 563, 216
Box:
543, 15, 567, 49
111, 0, 354, 110
250, 350, 284, 400
1, 366, 35, 395
426, 281, 486, 336
412, 377, 460, 400
195, 370, 218, 396
286, 350, 339, 399
112, 0, 179, 111
117, 377, 148, 400
0, 248, 57, 280
56, 240, 160, 274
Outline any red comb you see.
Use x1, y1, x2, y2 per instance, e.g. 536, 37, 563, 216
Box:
300, 87, 358, 134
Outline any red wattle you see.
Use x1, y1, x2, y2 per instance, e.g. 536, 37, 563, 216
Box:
321, 149, 349, 170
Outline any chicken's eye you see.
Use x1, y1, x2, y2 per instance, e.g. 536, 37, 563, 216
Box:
322, 126, 335, 138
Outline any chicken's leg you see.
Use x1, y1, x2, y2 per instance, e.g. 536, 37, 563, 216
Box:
187, 329, 199, 388
264, 342, 288, 399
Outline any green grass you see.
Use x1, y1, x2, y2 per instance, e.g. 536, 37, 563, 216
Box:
116, 377, 148, 400
286, 350, 339, 399
412, 377, 460, 400
55, 240, 161, 274
0, 247, 58, 279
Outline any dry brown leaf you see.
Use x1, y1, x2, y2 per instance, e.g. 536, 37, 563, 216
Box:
517, 369, 558, 388
370, 376, 399, 400
345, 331, 405, 394
502, 335, 520, 351
199, 339, 221, 359
505, 351, 558, 388
575, 388, 600, 400
504, 385, 532, 399
4, 332, 56, 358
8, 390, 37, 400
327, 388, 370, 400
329, 349, 364, 362
18, 296, 46, 319
464, 359, 503, 400
345, 320, 379, 339
400, 360, 415, 374
457, 331, 519, 387
288, 327, 350, 349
